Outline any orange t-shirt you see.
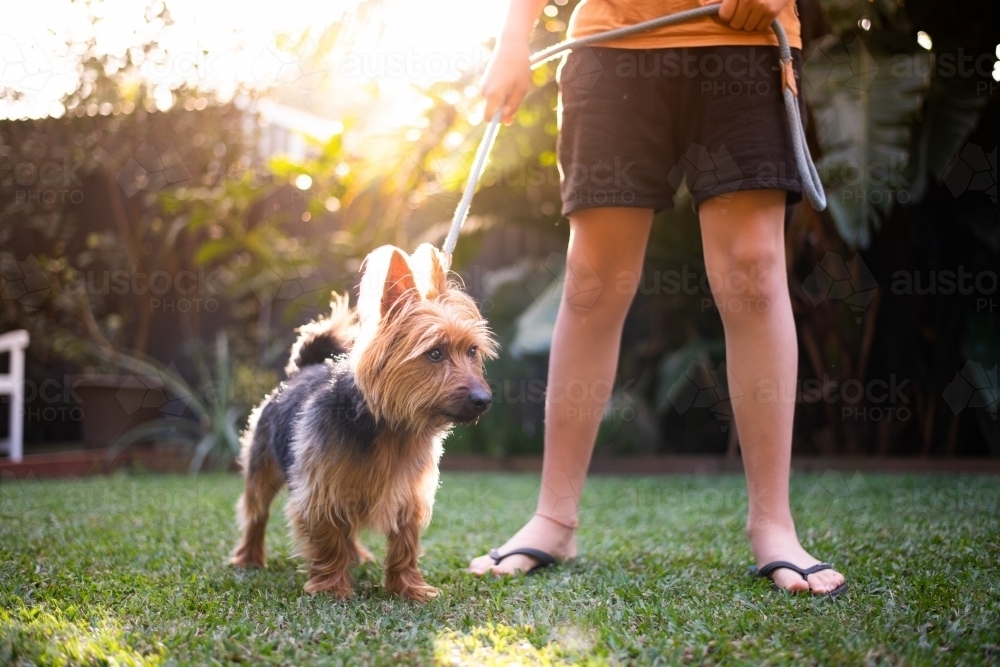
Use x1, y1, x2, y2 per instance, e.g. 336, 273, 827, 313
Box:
567, 0, 802, 50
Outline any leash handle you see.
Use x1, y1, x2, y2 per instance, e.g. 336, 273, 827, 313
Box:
443, 6, 826, 263
528, 4, 723, 68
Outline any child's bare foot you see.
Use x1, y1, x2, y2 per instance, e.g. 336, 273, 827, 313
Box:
468, 514, 577, 574
749, 521, 845, 594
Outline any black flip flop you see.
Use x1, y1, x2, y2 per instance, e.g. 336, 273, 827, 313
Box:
750, 560, 848, 597
488, 547, 556, 574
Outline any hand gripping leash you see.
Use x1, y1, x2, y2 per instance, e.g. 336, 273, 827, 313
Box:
442, 4, 826, 264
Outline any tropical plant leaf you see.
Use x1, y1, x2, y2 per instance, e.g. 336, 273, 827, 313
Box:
188, 433, 219, 475
509, 268, 563, 358
224, 407, 243, 455
88, 342, 210, 421
907, 72, 990, 201
214, 331, 230, 414
803, 35, 929, 246
193, 238, 240, 265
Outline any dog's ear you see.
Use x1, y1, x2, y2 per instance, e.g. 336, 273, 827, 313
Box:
380, 247, 417, 316
410, 243, 448, 298
358, 246, 417, 323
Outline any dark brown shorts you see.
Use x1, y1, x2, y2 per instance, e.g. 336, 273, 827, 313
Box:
556, 45, 807, 215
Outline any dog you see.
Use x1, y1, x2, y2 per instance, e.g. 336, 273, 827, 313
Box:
230, 243, 497, 601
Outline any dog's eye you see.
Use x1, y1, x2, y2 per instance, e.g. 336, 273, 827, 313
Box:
427, 348, 443, 362
468, 346, 477, 358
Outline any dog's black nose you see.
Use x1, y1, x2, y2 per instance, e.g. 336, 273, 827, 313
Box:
469, 389, 492, 411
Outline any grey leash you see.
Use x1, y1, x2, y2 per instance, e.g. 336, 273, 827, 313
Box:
442, 4, 826, 261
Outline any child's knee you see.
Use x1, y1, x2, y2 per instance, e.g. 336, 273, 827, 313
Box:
705, 237, 784, 304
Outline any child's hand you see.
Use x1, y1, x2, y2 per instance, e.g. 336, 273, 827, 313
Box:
707, 0, 791, 32
480, 38, 532, 125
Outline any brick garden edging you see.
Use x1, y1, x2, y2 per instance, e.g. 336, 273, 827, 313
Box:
2, 449, 999, 479
0, 447, 193, 479
439, 454, 1000, 475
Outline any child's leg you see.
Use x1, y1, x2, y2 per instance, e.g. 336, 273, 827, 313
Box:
469, 206, 653, 575
699, 189, 845, 594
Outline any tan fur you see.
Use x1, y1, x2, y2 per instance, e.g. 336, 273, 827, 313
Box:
353, 291, 498, 430
286, 425, 443, 599
409, 243, 448, 298
231, 244, 496, 602
230, 452, 283, 568
230, 396, 285, 568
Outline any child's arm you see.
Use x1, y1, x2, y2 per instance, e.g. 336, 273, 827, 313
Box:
710, 0, 793, 33
481, 0, 549, 125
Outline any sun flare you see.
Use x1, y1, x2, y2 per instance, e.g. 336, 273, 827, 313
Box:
0, 0, 507, 121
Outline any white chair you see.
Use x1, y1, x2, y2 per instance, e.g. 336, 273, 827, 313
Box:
0, 329, 30, 462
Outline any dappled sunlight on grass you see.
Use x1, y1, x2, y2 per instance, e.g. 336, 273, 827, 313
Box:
1, 473, 998, 664
0, 606, 164, 666
434, 622, 602, 666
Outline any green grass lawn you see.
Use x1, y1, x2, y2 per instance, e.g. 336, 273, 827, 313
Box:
1, 471, 998, 666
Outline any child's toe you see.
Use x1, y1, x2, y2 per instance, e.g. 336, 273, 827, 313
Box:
808, 569, 845, 594
467, 555, 495, 575
769, 568, 810, 593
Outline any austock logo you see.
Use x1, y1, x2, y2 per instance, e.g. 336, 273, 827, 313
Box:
801, 252, 878, 322
116, 142, 192, 198
754, 374, 912, 422
248, 43, 313, 90
666, 143, 742, 204
115, 360, 196, 419
2, 157, 85, 204
0, 470, 50, 517
337, 46, 490, 83
0, 34, 53, 94
18, 376, 85, 424
799, 469, 874, 518
558, 46, 603, 95
395, 140, 469, 200
943, 143, 997, 202
663, 360, 742, 433
802, 34, 878, 94
250, 259, 328, 311
943, 361, 997, 422
0, 253, 51, 315
525, 252, 604, 322
525, 252, 567, 300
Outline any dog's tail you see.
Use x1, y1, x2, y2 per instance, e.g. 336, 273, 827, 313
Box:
284, 293, 357, 376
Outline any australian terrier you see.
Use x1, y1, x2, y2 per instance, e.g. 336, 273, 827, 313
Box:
230, 243, 496, 601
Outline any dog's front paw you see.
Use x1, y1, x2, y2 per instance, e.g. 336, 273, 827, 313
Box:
229, 555, 264, 569
401, 583, 440, 602
385, 570, 439, 602
229, 545, 266, 569
304, 572, 354, 599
